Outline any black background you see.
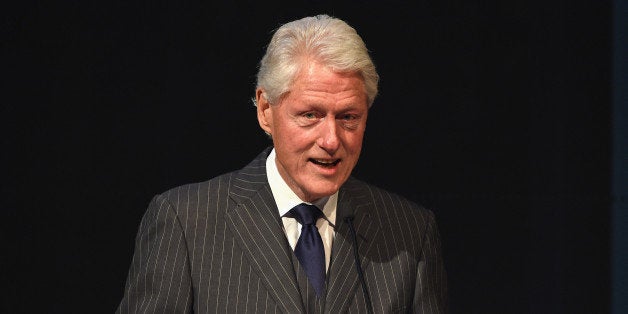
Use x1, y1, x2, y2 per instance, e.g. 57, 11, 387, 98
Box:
2, 1, 613, 313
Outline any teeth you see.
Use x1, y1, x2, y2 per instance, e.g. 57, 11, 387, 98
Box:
315, 159, 334, 164
310, 158, 340, 166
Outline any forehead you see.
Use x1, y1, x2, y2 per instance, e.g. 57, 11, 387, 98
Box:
286, 61, 367, 102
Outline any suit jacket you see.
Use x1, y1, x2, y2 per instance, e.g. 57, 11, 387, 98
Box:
117, 148, 447, 313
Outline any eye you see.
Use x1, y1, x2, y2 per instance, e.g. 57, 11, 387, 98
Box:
304, 112, 317, 119
295, 111, 322, 126
338, 113, 362, 130
341, 114, 356, 121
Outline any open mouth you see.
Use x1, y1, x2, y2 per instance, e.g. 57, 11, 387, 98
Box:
309, 158, 341, 168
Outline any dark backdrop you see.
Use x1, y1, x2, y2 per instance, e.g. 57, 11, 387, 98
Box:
2, 1, 614, 313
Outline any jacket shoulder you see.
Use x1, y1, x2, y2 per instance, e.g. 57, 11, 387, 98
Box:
151, 147, 272, 214
347, 177, 431, 212
346, 178, 441, 259
154, 171, 237, 214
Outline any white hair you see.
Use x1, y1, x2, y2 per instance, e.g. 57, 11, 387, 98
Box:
255, 15, 379, 107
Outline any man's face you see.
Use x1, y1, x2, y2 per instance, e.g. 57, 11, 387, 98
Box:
257, 61, 369, 202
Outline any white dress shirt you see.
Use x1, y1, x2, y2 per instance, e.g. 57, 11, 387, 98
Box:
266, 149, 337, 272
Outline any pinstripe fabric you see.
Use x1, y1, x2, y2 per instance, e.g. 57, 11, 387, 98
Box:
291, 247, 325, 313
117, 147, 448, 313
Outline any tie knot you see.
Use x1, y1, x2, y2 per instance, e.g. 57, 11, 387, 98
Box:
290, 203, 322, 225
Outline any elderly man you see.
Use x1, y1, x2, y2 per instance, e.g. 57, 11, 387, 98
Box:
117, 15, 447, 313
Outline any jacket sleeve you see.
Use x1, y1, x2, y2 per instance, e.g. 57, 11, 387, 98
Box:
116, 194, 193, 313
413, 210, 448, 314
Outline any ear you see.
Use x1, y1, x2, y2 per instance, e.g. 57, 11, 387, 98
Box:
256, 88, 273, 135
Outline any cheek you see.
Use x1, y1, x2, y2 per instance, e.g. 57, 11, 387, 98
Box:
343, 132, 365, 152
279, 134, 311, 166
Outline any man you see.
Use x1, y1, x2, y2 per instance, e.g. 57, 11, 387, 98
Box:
117, 15, 447, 313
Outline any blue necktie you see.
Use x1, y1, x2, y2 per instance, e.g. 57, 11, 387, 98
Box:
290, 203, 325, 297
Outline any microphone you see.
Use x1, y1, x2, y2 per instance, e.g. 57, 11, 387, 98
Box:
344, 215, 374, 314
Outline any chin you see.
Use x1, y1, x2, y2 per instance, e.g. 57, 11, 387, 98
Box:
305, 183, 342, 199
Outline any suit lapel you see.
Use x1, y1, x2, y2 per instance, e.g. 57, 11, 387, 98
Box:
225, 149, 304, 314
324, 178, 380, 313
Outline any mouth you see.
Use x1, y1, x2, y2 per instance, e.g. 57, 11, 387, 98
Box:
309, 158, 341, 168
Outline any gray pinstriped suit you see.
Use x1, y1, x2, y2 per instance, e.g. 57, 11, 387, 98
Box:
117, 147, 447, 313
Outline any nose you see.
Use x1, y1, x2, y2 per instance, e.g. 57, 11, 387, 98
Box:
316, 117, 340, 154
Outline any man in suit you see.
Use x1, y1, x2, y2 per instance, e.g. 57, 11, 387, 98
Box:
117, 15, 447, 313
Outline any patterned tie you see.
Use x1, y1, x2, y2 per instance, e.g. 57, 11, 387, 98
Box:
290, 203, 325, 297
